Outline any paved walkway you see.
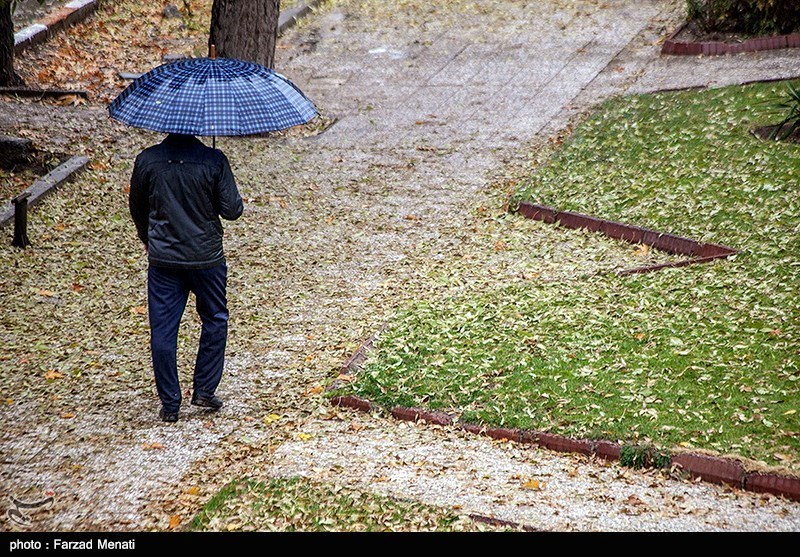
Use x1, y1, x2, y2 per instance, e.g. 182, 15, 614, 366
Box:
1, 0, 799, 531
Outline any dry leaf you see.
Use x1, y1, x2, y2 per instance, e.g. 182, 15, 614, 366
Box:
44, 370, 64, 380
304, 385, 324, 396
143, 442, 165, 451
783, 409, 796, 416
297, 432, 314, 441
38, 289, 55, 297
625, 494, 645, 506
5, 399, 13, 405
168, 515, 181, 529
60, 412, 76, 419
187, 486, 200, 495
129, 306, 146, 315
522, 479, 544, 490
634, 244, 650, 257
336, 374, 354, 382
263, 413, 281, 425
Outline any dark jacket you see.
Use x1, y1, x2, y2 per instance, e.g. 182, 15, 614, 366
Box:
129, 134, 243, 269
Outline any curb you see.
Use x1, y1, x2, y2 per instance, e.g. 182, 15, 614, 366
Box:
662, 22, 800, 56
14, 0, 98, 54
514, 202, 738, 275
0, 155, 91, 227
278, 0, 324, 36
331, 393, 800, 502
14, 0, 321, 56
330, 333, 800, 503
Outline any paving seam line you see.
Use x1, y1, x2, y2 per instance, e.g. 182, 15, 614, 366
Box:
330, 337, 800, 502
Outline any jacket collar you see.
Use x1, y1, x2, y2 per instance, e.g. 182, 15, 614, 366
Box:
162, 134, 204, 147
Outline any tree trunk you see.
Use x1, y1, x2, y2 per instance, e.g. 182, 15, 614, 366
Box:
0, 1, 22, 86
209, 0, 280, 68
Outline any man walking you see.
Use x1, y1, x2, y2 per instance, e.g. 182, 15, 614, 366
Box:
129, 133, 243, 422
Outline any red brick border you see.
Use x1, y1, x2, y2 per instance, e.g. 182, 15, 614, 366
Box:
662, 23, 800, 57
672, 453, 745, 487
514, 202, 737, 276
330, 388, 800, 502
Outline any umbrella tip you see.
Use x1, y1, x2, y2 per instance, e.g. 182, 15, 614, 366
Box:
210, 44, 216, 60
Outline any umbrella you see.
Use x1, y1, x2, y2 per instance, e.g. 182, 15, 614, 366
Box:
107, 50, 317, 143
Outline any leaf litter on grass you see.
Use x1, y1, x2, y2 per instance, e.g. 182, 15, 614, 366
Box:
338, 80, 800, 472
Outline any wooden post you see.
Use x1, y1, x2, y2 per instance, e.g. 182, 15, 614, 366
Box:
11, 191, 31, 248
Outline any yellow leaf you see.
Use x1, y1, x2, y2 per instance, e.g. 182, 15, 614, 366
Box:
168, 515, 181, 529
60, 412, 75, 419
678, 441, 691, 447
304, 385, 323, 396
44, 370, 64, 380
297, 432, 313, 441
263, 413, 281, 425
226, 522, 240, 531
522, 479, 544, 490
634, 244, 650, 257
187, 486, 200, 495
784, 410, 796, 416
5, 398, 13, 405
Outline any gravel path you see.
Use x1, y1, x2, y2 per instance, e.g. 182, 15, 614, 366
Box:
1, 0, 799, 532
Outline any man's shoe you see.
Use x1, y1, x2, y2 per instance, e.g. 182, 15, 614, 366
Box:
191, 393, 223, 410
159, 408, 179, 422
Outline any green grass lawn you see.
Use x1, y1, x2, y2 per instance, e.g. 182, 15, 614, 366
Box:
189, 477, 494, 531
335, 80, 800, 471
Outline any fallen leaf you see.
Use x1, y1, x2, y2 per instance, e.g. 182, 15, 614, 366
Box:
263, 413, 281, 425
336, 374, 354, 382
38, 289, 55, 297
129, 305, 146, 315
304, 385, 324, 396
143, 442, 165, 451
297, 432, 314, 441
168, 515, 181, 529
783, 410, 796, 416
72, 283, 85, 292
522, 479, 544, 490
60, 412, 76, 419
44, 370, 64, 380
5, 399, 13, 405
634, 244, 650, 257
625, 494, 645, 506
187, 486, 200, 495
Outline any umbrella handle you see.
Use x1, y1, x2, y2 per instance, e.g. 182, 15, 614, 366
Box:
210, 44, 216, 60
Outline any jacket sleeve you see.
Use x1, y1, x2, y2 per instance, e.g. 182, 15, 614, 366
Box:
129, 155, 150, 246
215, 152, 244, 221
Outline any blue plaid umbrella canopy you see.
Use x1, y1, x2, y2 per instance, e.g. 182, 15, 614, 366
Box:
108, 57, 317, 136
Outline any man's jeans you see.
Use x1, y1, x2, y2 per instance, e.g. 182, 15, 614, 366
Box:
147, 264, 228, 413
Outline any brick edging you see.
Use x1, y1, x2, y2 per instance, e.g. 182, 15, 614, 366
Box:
0, 155, 91, 227
662, 22, 800, 56
14, 0, 98, 54
330, 392, 800, 502
514, 202, 738, 275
